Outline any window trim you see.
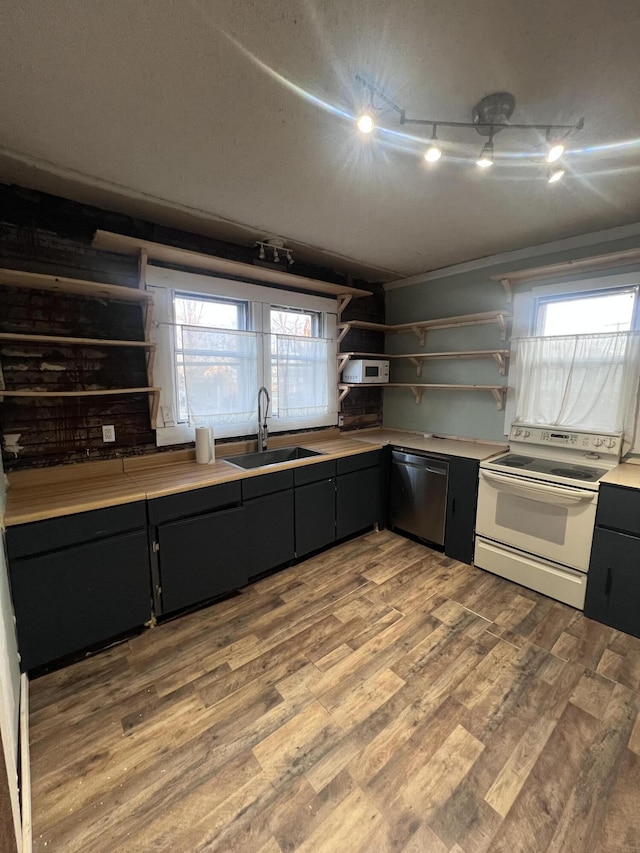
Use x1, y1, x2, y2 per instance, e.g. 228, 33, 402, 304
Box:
147, 265, 338, 446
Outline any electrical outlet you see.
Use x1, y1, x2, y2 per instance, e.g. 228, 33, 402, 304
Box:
102, 424, 116, 443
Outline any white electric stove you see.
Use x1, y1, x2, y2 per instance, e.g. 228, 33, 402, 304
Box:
474, 423, 622, 609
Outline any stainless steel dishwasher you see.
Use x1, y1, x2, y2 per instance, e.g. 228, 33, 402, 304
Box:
389, 449, 449, 546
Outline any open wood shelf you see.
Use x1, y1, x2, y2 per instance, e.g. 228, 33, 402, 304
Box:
0, 268, 151, 303
0, 267, 160, 428
338, 382, 506, 409
338, 310, 511, 344
338, 349, 510, 376
92, 230, 374, 300
0, 332, 155, 349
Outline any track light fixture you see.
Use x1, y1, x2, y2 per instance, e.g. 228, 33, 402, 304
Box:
355, 76, 584, 183
255, 239, 294, 266
424, 126, 442, 163
547, 166, 565, 183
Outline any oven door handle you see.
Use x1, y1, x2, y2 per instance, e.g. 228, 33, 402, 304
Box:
479, 469, 596, 504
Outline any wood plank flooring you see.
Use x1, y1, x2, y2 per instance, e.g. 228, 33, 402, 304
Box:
28, 530, 640, 852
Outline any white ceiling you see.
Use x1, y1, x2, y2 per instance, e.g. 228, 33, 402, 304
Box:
1, 1, 639, 281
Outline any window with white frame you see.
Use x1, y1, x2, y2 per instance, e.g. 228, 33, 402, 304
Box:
147, 266, 337, 445
506, 273, 640, 449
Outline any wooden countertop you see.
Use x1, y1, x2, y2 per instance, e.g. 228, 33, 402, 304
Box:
2, 429, 506, 527
3, 437, 382, 526
351, 429, 507, 461
123, 437, 383, 499
601, 460, 640, 489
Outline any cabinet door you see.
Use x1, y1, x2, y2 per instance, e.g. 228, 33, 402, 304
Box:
444, 457, 479, 565
9, 530, 151, 672
585, 528, 640, 638
295, 479, 336, 557
336, 466, 381, 540
157, 506, 248, 615
244, 490, 295, 577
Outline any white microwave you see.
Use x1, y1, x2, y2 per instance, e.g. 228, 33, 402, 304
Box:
343, 359, 389, 384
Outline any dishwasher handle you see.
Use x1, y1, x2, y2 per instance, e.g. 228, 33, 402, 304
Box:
391, 450, 449, 477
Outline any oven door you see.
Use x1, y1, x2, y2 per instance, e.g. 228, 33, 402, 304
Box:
476, 469, 598, 571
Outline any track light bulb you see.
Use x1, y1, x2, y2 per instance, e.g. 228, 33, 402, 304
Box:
546, 142, 565, 163
424, 127, 442, 163
476, 141, 494, 168
273, 248, 279, 263
548, 166, 565, 183
287, 250, 294, 266
258, 244, 265, 260
356, 113, 375, 134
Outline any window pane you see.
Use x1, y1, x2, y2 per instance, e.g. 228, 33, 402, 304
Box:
537, 290, 635, 336
174, 294, 245, 330
270, 308, 317, 337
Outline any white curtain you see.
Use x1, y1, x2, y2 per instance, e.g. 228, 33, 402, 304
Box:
181, 326, 258, 426
515, 331, 640, 439
273, 334, 329, 419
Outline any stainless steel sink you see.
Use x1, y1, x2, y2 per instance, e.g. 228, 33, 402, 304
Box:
223, 446, 324, 470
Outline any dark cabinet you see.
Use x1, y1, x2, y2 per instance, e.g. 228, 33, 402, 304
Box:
7, 503, 151, 672
585, 484, 640, 638
149, 481, 246, 616
243, 471, 296, 577
156, 505, 248, 614
444, 456, 480, 565
295, 479, 336, 557
337, 465, 381, 539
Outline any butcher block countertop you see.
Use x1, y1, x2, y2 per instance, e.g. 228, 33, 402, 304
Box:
3, 436, 381, 526
3, 429, 507, 527
601, 459, 640, 489
352, 428, 507, 461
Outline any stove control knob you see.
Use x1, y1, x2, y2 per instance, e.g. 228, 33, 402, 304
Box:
523, 430, 531, 438
592, 438, 604, 447
513, 428, 522, 437
604, 438, 616, 449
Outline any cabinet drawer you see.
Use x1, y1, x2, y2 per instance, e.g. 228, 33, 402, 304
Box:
336, 450, 381, 475
596, 484, 640, 536
294, 460, 336, 486
148, 481, 241, 525
242, 470, 293, 500
6, 500, 147, 560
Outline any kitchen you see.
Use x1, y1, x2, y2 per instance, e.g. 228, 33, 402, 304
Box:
2, 2, 640, 851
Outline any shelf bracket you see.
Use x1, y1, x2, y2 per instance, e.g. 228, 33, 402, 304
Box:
497, 313, 508, 341
149, 389, 161, 428
337, 294, 352, 320
408, 356, 423, 377
337, 323, 350, 344
499, 278, 512, 303
138, 249, 148, 290
337, 353, 350, 373
409, 386, 424, 405
338, 384, 351, 403
410, 325, 426, 346
491, 387, 506, 410
492, 352, 506, 376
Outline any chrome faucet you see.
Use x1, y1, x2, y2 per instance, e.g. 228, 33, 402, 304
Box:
257, 386, 270, 452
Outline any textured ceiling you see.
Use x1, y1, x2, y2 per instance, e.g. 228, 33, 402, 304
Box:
1, 0, 639, 280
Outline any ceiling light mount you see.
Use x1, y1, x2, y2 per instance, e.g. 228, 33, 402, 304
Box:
255, 238, 294, 267
472, 92, 516, 136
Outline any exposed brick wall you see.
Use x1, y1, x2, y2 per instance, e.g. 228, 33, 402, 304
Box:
0, 184, 384, 470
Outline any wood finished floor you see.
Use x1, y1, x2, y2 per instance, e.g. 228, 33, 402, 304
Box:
29, 530, 640, 853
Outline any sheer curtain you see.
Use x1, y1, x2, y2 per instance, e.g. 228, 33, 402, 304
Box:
515, 331, 640, 439
181, 326, 258, 428
272, 334, 329, 419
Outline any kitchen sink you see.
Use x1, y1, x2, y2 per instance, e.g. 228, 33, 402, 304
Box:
223, 446, 324, 470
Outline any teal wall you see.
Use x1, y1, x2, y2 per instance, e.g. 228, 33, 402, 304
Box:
383, 231, 640, 440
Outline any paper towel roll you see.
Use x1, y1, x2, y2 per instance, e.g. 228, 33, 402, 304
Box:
195, 426, 214, 464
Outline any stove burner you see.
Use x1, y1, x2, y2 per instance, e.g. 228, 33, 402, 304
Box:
549, 467, 595, 480
499, 455, 535, 467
